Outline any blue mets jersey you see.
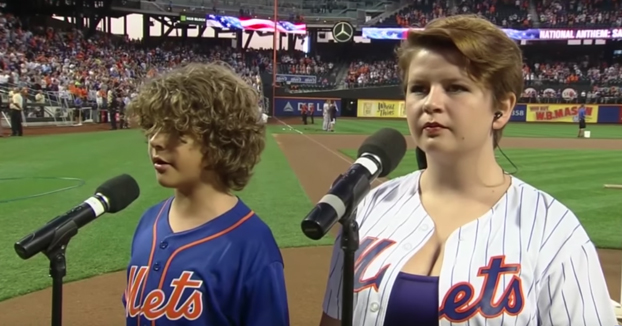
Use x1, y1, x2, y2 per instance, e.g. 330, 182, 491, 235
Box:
123, 197, 289, 326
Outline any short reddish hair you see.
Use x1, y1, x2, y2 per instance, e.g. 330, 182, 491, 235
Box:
397, 15, 524, 146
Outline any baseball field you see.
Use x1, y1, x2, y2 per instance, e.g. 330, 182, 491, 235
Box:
0, 119, 620, 326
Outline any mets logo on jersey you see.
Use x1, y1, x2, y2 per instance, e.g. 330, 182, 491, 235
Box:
439, 255, 525, 322
352, 237, 525, 321
125, 266, 204, 321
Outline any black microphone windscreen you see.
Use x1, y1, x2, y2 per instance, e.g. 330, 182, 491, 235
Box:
96, 174, 140, 213
357, 128, 407, 178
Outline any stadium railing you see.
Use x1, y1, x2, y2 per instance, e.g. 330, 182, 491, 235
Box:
0, 85, 92, 128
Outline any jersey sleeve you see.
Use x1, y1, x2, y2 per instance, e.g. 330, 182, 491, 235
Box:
537, 240, 617, 325
243, 261, 290, 326
321, 229, 344, 320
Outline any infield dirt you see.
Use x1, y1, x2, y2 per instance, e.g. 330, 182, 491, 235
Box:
0, 122, 619, 326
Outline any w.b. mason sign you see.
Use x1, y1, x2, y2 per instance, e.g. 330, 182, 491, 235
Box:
332, 22, 355, 43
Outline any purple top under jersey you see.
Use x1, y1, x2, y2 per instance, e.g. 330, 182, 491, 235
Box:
384, 272, 439, 326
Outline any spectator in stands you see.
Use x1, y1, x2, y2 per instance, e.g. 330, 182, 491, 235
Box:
35, 91, 45, 104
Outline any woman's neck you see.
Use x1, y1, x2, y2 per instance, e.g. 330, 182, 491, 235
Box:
421, 148, 506, 194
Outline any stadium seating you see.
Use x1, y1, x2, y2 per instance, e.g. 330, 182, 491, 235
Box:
0, 12, 267, 111
375, 0, 619, 28
1, 0, 621, 111
276, 51, 340, 90
537, 0, 620, 28
130, 0, 393, 24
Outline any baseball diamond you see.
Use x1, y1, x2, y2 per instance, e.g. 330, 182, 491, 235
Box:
0, 119, 620, 325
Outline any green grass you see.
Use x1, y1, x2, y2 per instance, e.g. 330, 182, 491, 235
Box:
0, 130, 330, 301
0, 121, 620, 301
340, 148, 622, 249
272, 119, 622, 139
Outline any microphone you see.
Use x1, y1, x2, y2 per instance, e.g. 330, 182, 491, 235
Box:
301, 128, 407, 240
14, 174, 140, 260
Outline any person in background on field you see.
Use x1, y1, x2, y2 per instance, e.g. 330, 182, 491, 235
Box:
328, 100, 337, 132
118, 97, 128, 129
301, 102, 308, 125
308, 103, 315, 124
96, 88, 104, 110
6, 88, 14, 136
577, 104, 587, 138
0, 93, 4, 137
109, 96, 120, 130
74, 96, 84, 125
107, 87, 114, 123
322, 100, 330, 131
9, 87, 23, 136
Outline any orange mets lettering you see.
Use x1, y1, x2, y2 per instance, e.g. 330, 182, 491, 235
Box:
125, 266, 204, 321
439, 256, 524, 322
353, 237, 396, 292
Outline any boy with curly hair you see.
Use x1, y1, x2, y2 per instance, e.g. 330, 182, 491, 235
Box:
123, 63, 289, 326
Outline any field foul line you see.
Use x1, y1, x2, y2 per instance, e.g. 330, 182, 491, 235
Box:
274, 118, 382, 185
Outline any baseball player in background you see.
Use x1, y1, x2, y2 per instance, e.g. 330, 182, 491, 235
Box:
319, 15, 616, 326
123, 63, 289, 326
323, 100, 331, 131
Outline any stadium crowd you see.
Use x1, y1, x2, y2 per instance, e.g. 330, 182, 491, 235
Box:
0, 12, 344, 109
379, 0, 622, 29
379, 0, 533, 28
345, 57, 622, 85
1, 0, 622, 113
0, 12, 269, 110
536, 0, 621, 28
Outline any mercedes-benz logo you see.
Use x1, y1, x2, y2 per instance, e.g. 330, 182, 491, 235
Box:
332, 22, 354, 43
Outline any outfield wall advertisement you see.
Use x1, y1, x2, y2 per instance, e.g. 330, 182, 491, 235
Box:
510, 106, 526, 122
355, 99, 527, 122
526, 104, 598, 123
274, 97, 622, 124
273, 97, 341, 117
522, 104, 622, 123
357, 100, 406, 118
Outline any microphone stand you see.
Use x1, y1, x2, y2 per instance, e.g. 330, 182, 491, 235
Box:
340, 214, 359, 326
43, 221, 79, 326
318, 156, 382, 326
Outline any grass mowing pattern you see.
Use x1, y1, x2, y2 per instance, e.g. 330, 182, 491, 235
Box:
0, 122, 619, 300
340, 148, 622, 249
270, 119, 622, 139
0, 130, 328, 301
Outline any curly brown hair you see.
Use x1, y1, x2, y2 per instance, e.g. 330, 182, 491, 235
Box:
397, 15, 523, 148
127, 62, 265, 191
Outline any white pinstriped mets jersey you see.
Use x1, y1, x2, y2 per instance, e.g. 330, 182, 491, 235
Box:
322, 170, 617, 325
